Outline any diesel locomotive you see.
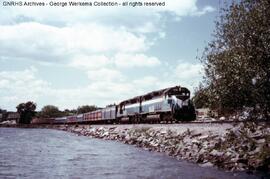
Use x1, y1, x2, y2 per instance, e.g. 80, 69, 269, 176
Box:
37, 86, 196, 124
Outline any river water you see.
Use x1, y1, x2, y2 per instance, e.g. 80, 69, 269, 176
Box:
0, 128, 266, 179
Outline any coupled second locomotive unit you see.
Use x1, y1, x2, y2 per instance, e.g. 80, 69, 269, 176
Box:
36, 86, 196, 124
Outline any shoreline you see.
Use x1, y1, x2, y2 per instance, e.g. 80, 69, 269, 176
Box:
1, 122, 269, 173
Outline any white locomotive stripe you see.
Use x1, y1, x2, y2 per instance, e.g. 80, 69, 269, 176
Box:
124, 97, 165, 109
141, 97, 164, 105
125, 103, 140, 108
125, 97, 165, 109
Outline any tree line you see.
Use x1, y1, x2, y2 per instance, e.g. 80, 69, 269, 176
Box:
15, 102, 98, 124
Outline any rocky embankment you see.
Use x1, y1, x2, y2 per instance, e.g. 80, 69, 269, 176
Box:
52, 122, 269, 172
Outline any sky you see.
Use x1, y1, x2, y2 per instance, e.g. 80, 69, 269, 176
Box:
0, 0, 226, 111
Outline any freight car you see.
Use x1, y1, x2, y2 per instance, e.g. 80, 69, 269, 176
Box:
35, 86, 196, 124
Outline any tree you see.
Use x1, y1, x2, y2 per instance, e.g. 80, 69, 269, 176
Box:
193, 84, 211, 109
197, 0, 270, 119
16, 101, 36, 124
77, 105, 98, 114
63, 109, 77, 116
38, 105, 62, 118
0, 108, 7, 121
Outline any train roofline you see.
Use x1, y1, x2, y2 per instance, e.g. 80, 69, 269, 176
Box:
119, 86, 190, 106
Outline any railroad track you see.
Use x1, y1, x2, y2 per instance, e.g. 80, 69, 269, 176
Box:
1, 119, 269, 128
72, 119, 270, 125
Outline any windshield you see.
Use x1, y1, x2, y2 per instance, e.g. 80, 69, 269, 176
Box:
176, 93, 190, 100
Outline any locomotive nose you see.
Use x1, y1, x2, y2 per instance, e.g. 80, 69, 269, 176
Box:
172, 100, 196, 121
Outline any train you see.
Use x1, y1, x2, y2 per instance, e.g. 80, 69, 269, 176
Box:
33, 86, 196, 124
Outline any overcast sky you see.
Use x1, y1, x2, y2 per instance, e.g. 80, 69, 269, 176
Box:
0, 0, 227, 111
